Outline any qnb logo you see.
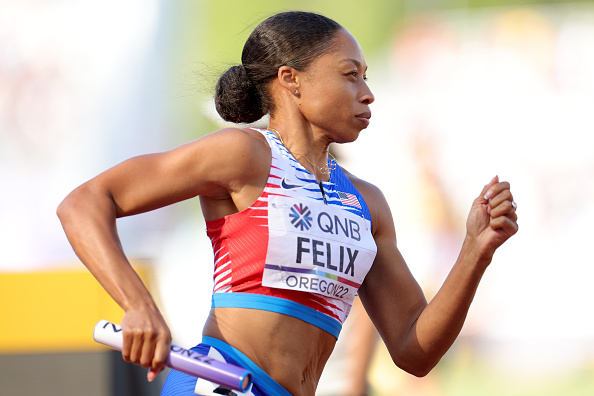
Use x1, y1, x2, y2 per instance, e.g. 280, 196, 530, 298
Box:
289, 203, 312, 231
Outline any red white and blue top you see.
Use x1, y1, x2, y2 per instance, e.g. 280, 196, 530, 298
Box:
207, 129, 377, 338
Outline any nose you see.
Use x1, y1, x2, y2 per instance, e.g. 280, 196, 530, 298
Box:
360, 82, 375, 105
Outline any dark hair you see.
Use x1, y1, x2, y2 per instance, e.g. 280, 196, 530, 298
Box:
215, 11, 343, 124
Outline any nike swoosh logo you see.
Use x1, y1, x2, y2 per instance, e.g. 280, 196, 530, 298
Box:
281, 178, 304, 190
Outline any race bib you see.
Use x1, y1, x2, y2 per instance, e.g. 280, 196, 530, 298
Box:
262, 195, 377, 302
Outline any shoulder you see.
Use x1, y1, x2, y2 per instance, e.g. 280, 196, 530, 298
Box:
181, 127, 270, 169
340, 166, 393, 236
340, 166, 385, 206
190, 127, 269, 154
164, 127, 271, 197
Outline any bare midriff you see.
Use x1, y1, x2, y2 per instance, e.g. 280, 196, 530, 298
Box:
202, 307, 337, 396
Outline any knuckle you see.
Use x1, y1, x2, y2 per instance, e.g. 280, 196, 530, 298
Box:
153, 356, 167, 368
499, 190, 512, 201
161, 330, 172, 343
133, 327, 144, 337
125, 327, 142, 339
131, 353, 142, 364
144, 327, 156, 339
154, 326, 171, 341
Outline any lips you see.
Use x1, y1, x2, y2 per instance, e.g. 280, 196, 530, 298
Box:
355, 111, 371, 127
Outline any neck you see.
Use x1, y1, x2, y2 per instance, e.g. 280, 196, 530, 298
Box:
268, 125, 334, 181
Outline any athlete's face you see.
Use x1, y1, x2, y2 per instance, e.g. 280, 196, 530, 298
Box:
297, 29, 374, 143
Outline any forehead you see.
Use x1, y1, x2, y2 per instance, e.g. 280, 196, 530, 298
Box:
318, 29, 367, 68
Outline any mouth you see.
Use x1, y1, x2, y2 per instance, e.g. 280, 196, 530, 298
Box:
355, 112, 371, 127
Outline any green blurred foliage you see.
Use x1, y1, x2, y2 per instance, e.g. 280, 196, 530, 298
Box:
159, 0, 594, 141
161, 0, 407, 140
199, 0, 593, 65
202, 0, 404, 63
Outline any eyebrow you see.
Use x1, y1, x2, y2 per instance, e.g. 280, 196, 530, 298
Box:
339, 58, 367, 71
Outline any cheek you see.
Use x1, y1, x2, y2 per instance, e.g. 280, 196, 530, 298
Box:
303, 85, 350, 114
301, 93, 343, 123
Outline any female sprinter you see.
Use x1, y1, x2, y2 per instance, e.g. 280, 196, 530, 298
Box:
57, 11, 518, 396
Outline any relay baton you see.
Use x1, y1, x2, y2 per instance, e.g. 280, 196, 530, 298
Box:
93, 320, 253, 392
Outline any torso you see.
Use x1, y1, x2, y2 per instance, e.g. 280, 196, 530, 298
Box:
200, 128, 376, 395
203, 308, 335, 396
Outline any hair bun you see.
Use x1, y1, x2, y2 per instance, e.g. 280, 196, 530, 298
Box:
215, 64, 265, 124
215, 12, 342, 124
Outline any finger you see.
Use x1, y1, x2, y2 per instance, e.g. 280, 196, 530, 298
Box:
491, 200, 517, 218
489, 204, 518, 223
488, 190, 513, 214
147, 335, 170, 382
122, 329, 133, 363
490, 210, 519, 230
480, 175, 500, 202
510, 198, 518, 213
147, 368, 160, 383
140, 328, 157, 369
485, 181, 511, 202
500, 208, 518, 224
128, 328, 144, 365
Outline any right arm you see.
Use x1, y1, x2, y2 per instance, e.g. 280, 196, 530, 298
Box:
352, 175, 517, 377
57, 128, 270, 381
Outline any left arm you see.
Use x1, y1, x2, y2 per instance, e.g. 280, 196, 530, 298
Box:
356, 176, 518, 376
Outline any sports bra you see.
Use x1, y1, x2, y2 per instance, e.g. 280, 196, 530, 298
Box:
207, 128, 377, 338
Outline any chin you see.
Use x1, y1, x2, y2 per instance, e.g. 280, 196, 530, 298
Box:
335, 130, 362, 144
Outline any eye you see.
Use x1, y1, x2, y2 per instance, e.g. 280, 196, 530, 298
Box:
347, 71, 368, 81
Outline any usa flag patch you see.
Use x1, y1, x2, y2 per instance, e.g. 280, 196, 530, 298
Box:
338, 191, 362, 209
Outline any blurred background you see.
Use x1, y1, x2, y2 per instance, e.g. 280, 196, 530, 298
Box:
1, 0, 593, 395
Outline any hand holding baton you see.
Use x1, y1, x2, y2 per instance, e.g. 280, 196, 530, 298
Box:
93, 320, 253, 392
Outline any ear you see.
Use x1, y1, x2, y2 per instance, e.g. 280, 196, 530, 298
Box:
277, 66, 301, 96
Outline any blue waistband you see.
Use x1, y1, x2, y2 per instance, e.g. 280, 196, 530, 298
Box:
211, 293, 342, 338
201, 336, 292, 396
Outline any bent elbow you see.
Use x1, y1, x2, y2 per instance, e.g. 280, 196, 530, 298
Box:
407, 364, 434, 378
56, 191, 79, 224
56, 185, 95, 225
56, 198, 68, 221
392, 353, 441, 378
56, 196, 70, 224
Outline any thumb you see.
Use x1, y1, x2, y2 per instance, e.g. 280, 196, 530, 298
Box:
147, 367, 163, 382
